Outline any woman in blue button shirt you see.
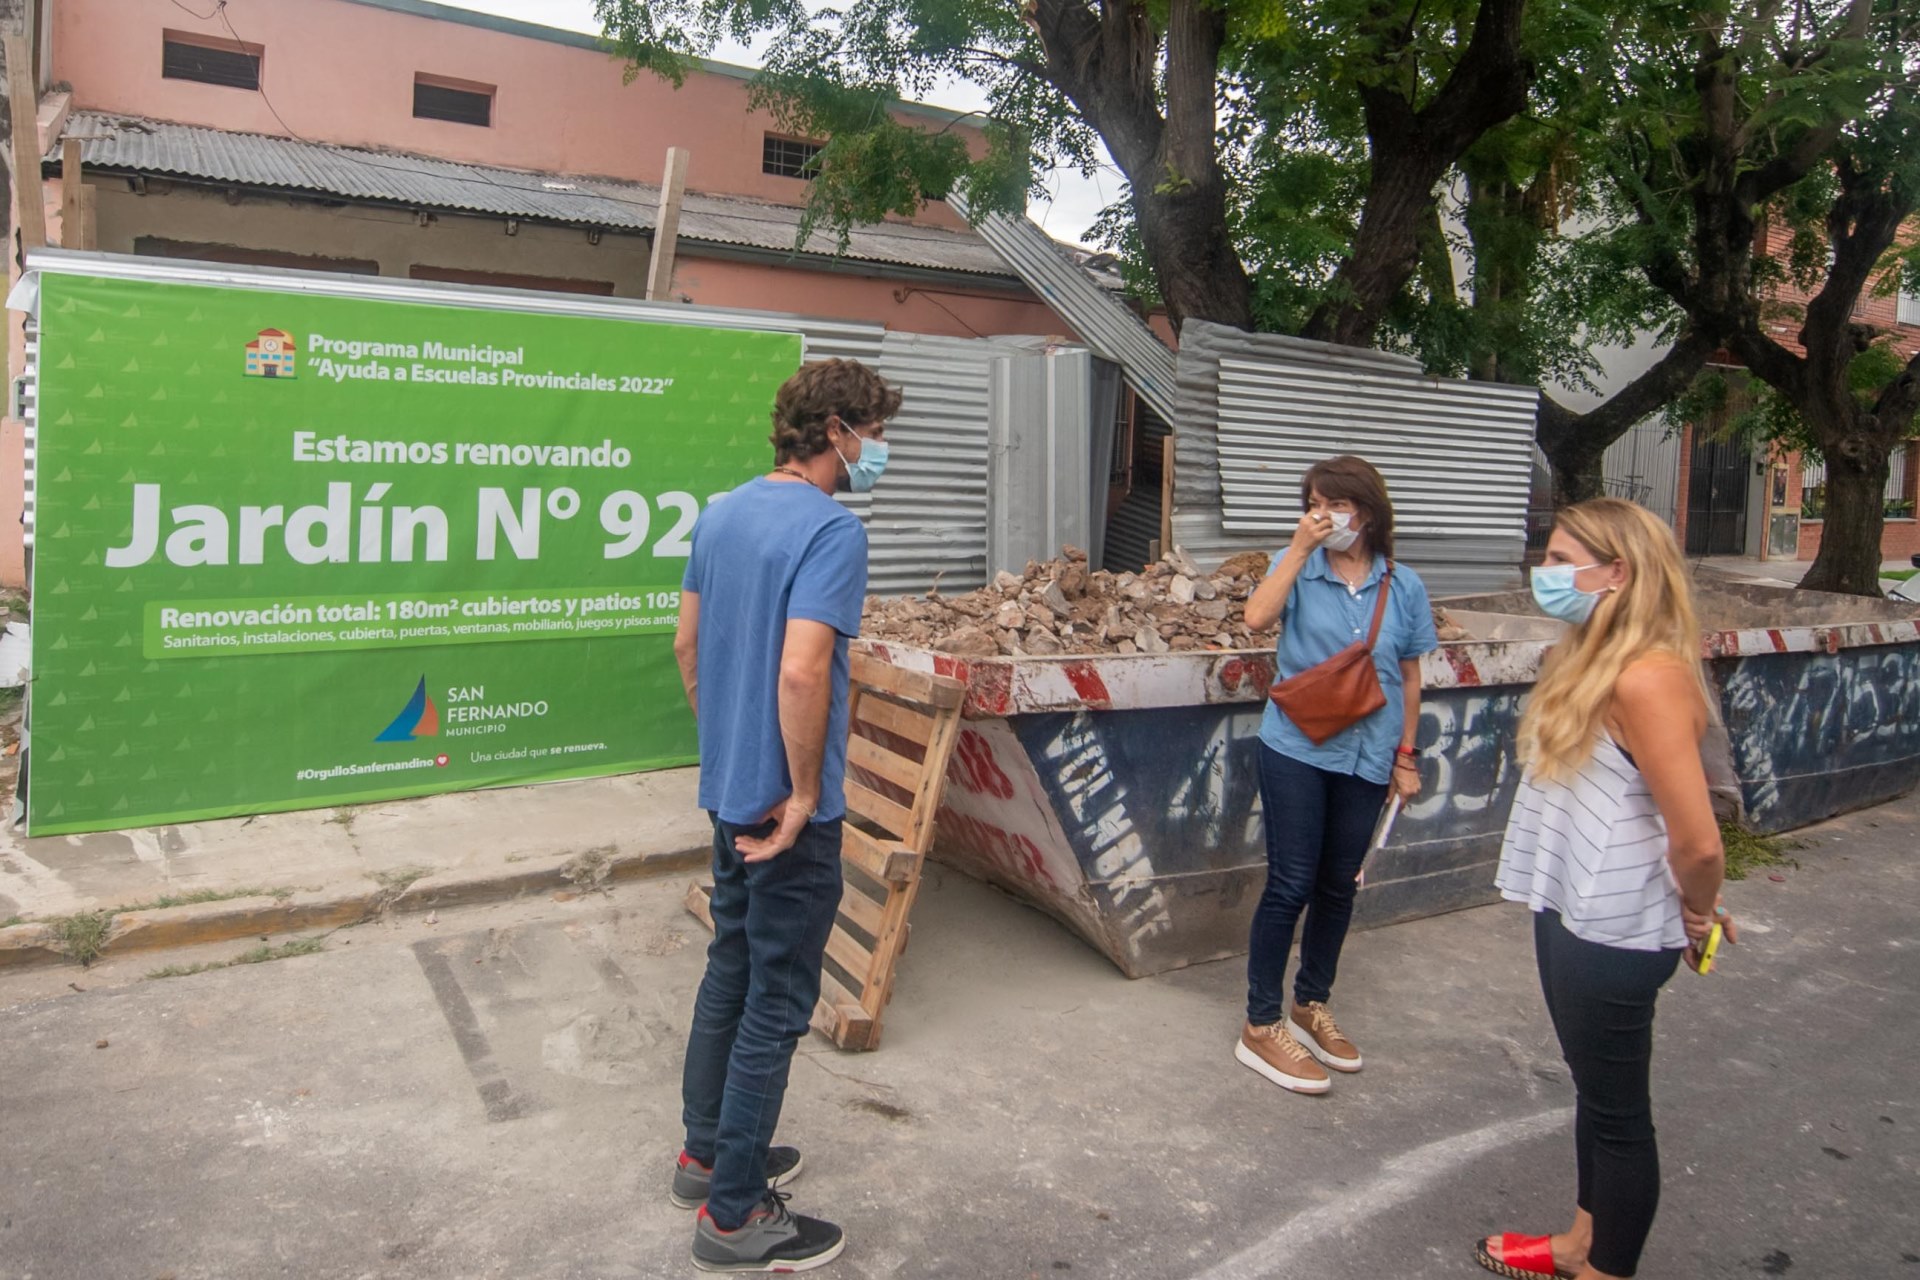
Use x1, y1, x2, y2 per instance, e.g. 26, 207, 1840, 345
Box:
1232, 455, 1439, 1096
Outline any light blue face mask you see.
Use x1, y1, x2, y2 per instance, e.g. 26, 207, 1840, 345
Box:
834, 432, 890, 494
1530, 562, 1607, 624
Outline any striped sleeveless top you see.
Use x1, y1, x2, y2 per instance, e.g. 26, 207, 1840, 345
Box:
1496, 736, 1686, 951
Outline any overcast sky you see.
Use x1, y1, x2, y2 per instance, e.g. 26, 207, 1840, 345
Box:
446, 0, 1115, 247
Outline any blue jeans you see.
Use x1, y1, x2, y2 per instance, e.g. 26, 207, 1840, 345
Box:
1246, 744, 1389, 1024
682, 814, 843, 1229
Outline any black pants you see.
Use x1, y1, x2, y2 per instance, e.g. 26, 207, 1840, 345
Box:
1533, 909, 1682, 1278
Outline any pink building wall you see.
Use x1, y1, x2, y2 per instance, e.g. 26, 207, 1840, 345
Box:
4, 0, 1108, 588
51, 0, 975, 232
673, 257, 1072, 339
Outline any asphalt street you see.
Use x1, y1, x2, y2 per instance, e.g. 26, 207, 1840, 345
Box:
1, 791, 1914, 1279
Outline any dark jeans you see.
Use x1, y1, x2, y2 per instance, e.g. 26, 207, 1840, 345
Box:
1245, 744, 1390, 1025
682, 814, 843, 1229
1534, 908, 1682, 1278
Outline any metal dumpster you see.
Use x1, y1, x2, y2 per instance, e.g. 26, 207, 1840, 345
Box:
857, 638, 1552, 979
860, 577, 1920, 978
1444, 579, 1920, 835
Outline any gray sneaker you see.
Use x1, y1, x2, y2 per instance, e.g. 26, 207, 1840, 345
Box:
671, 1147, 804, 1209
692, 1191, 845, 1273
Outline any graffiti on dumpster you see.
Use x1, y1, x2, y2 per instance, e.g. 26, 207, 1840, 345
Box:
951, 729, 1016, 801
934, 721, 1085, 899
1716, 646, 1920, 831
1027, 711, 1176, 957
1401, 688, 1527, 839
1164, 713, 1267, 854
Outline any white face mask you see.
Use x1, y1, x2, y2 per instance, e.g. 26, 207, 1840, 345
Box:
1323, 511, 1361, 552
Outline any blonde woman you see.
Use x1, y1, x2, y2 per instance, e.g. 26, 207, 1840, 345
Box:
1476, 499, 1737, 1280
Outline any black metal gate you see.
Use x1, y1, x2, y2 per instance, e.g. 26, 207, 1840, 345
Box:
1685, 432, 1752, 556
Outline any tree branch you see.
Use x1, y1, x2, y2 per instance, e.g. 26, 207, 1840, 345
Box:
1024, 0, 1161, 179
1870, 346, 1920, 428
1536, 328, 1723, 462
1727, 326, 1810, 406
1416, 0, 1532, 154
955, 46, 1049, 82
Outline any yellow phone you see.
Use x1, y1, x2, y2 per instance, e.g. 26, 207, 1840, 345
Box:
1692, 922, 1724, 975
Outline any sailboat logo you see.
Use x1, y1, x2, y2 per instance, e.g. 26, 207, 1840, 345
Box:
375, 676, 440, 742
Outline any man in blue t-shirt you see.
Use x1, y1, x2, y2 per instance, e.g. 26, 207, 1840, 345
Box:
671, 357, 900, 1274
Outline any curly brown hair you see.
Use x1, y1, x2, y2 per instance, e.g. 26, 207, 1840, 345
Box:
769, 358, 904, 463
1301, 454, 1396, 558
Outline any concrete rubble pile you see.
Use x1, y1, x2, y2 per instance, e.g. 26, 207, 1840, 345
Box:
861, 546, 1472, 658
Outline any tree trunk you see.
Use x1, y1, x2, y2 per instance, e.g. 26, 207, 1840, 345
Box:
1303, 145, 1441, 345
1797, 434, 1891, 596
1531, 333, 1721, 511
1543, 441, 1607, 507
1134, 181, 1252, 331
1025, 0, 1252, 331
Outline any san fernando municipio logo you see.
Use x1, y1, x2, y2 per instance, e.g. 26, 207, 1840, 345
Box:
244, 328, 297, 378
377, 676, 441, 744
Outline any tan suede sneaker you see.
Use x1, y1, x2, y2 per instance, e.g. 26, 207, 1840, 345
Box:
1289, 1001, 1363, 1072
1234, 1020, 1331, 1094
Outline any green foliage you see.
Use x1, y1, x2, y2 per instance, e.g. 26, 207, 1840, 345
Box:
594, 0, 1077, 252
1719, 821, 1798, 882
232, 936, 326, 965
1692, 342, 1916, 461
592, 0, 1920, 494
49, 911, 113, 967
147, 935, 326, 980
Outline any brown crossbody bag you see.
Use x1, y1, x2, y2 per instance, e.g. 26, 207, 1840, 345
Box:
1267, 563, 1393, 746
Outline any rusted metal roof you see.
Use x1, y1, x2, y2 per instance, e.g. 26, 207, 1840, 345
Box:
54, 111, 1020, 279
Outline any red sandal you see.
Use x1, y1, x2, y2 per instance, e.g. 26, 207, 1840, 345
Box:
1473, 1233, 1575, 1279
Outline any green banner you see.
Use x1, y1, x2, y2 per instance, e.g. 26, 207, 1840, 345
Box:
28, 272, 802, 834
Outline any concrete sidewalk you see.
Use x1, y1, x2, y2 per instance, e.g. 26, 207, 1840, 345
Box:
0, 786, 1913, 1278
1691, 553, 1919, 594
0, 769, 710, 967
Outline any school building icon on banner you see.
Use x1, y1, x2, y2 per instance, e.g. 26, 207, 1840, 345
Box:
244, 328, 297, 378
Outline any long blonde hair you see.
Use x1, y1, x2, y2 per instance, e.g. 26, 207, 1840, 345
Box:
1516, 498, 1709, 783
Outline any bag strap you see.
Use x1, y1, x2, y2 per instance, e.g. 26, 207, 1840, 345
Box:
1363, 561, 1394, 651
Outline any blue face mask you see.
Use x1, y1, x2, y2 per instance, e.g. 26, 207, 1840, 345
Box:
1530, 562, 1606, 624
834, 433, 889, 494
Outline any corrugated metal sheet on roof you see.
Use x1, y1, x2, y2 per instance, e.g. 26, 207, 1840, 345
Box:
55, 112, 1016, 279
946, 190, 1179, 424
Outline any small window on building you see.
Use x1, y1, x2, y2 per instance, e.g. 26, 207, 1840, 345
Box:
414, 75, 495, 127
162, 31, 262, 90
763, 135, 824, 179
1899, 286, 1920, 327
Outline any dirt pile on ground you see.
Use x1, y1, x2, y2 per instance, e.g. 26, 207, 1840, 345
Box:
862, 547, 1473, 658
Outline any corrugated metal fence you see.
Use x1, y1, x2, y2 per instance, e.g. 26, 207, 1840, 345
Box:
17, 318, 36, 548
1171, 321, 1537, 595
867, 333, 995, 594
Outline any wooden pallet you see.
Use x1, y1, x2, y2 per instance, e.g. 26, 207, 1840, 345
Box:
686, 650, 966, 1050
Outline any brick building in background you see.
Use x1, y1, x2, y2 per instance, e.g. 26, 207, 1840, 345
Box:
5, 0, 1113, 587
1617, 219, 1920, 569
